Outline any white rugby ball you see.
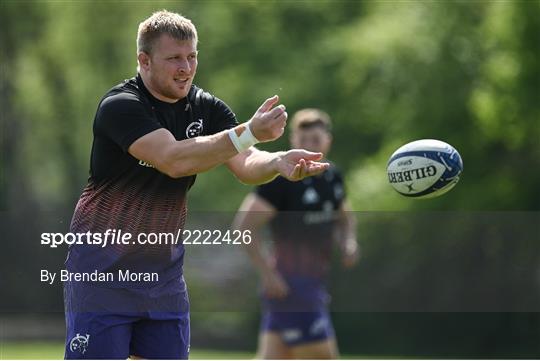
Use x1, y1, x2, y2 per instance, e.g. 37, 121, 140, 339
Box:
387, 139, 463, 198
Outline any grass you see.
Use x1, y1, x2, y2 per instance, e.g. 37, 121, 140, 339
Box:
1, 342, 65, 360
0, 341, 253, 360
0, 341, 378, 359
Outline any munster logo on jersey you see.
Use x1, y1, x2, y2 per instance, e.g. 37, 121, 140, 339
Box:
302, 187, 320, 204
186, 118, 204, 138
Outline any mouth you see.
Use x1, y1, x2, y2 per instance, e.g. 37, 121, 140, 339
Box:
174, 77, 190, 86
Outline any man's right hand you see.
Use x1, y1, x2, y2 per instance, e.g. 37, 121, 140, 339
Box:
261, 269, 289, 299
249, 95, 288, 142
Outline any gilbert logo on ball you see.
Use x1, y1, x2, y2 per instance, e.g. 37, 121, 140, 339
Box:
387, 139, 463, 198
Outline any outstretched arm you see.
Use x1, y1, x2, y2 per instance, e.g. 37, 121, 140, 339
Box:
233, 193, 289, 298
226, 147, 329, 185
128, 95, 288, 178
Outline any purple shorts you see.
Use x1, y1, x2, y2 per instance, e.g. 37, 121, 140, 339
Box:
260, 276, 334, 345
260, 309, 335, 346
64, 280, 190, 359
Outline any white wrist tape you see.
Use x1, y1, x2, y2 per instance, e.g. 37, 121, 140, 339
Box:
228, 122, 259, 153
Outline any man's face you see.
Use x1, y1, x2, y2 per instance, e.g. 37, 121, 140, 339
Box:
290, 126, 332, 155
139, 34, 198, 102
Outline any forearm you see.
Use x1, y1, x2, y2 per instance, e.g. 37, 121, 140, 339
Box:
245, 235, 274, 275
344, 212, 357, 242
228, 148, 284, 185
241, 148, 285, 184
233, 193, 277, 275
162, 126, 243, 178
338, 206, 358, 250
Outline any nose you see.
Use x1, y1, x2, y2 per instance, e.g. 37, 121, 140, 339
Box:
177, 58, 190, 74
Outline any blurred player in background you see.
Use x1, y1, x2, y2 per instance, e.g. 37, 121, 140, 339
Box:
64, 10, 329, 359
234, 109, 359, 359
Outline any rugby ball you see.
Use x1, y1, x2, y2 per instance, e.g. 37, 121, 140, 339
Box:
387, 139, 463, 198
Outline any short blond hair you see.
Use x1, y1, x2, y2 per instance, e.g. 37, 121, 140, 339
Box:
291, 108, 332, 133
137, 10, 198, 55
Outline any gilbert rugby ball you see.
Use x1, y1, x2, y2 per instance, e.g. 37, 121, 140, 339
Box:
387, 139, 463, 198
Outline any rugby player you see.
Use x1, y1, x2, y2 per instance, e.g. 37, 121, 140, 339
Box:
234, 109, 359, 359
64, 10, 328, 359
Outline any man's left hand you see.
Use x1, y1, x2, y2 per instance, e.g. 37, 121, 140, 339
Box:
275, 150, 330, 181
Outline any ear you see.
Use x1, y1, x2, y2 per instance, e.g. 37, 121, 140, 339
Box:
137, 52, 151, 71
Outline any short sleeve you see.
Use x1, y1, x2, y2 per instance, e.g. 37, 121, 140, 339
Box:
95, 93, 162, 152
255, 176, 288, 210
207, 96, 238, 134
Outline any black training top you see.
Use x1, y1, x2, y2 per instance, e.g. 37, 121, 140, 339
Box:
66, 74, 237, 288
256, 165, 346, 279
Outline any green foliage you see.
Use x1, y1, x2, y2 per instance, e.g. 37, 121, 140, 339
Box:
3, 0, 538, 211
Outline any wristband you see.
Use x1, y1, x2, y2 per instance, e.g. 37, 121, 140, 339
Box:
228, 122, 259, 153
